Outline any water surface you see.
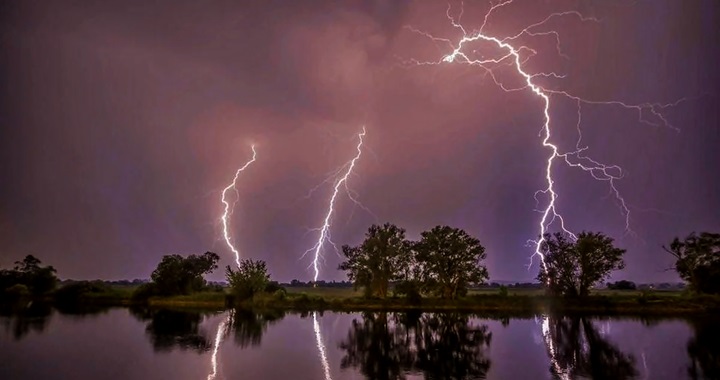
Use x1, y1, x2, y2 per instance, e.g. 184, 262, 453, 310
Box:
0, 305, 717, 379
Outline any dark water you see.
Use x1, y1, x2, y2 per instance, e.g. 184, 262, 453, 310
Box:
0, 304, 718, 380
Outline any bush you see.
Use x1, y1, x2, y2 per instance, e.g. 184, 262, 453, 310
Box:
55, 281, 109, 302
273, 289, 286, 301
226, 260, 270, 301
499, 286, 509, 297
131, 283, 158, 303
4, 283, 30, 299
394, 280, 423, 304
607, 280, 637, 290
265, 281, 284, 294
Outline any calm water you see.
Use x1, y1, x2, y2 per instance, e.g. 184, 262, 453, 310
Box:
0, 304, 717, 380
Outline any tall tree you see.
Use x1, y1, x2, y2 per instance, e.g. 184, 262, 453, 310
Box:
414, 226, 488, 299
3, 255, 59, 295
150, 251, 219, 296
338, 223, 412, 298
664, 232, 720, 294
537, 232, 626, 297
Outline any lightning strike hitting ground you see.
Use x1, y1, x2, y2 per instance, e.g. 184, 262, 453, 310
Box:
304, 127, 366, 282
221, 145, 257, 267
407, 1, 683, 272
313, 312, 333, 380
207, 314, 231, 380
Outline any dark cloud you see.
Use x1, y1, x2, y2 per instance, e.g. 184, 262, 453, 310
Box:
1, 0, 718, 282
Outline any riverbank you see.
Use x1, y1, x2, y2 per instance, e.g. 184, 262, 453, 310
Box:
11, 286, 718, 316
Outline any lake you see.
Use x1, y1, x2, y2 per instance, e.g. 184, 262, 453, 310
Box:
0, 305, 717, 379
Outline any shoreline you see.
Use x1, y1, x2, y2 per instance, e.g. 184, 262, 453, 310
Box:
8, 290, 718, 316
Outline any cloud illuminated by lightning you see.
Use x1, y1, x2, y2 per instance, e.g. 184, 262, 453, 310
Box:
304, 127, 366, 282
406, 1, 684, 272
221, 145, 257, 267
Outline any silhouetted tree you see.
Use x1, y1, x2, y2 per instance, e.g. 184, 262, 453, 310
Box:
607, 280, 637, 290
149, 251, 219, 296
414, 226, 488, 299
226, 259, 270, 301
537, 232, 626, 297
338, 223, 412, 298
664, 232, 720, 294
0, 255, 58, 296
544, 316, 637, 379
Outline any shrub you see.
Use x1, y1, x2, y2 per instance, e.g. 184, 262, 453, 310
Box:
55, 281, 109, 302
265, 281, 284, 294
5, 283, 30, 299
131, 283, 158, 303
499, 286, 509, 297
226, 259, 270, 301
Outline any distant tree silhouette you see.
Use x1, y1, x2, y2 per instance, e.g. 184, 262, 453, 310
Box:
0, 255, 57, 296
148, 251, 219, 296
537, 232, 625, 297
607, 280, 637, 290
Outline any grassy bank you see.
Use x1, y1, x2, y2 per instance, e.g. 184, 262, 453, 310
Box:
250, 288, 720, 315
22, 285, 720, 315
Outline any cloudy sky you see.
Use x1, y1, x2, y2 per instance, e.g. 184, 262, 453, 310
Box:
1, 0, 718, 283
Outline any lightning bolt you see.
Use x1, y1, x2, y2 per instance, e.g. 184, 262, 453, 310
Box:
221, 145, 257, 267
313, 312, 333, 380
304, 127, 366, 282
207, 313, 231, 380
406, 1, 684, 273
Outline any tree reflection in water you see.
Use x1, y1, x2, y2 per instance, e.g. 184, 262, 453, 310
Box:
541, 315, 637, 380
0, 301, 53, 341
226, 308, 285, 348
339, 311, 492, 380
130, 307, 213, 353
687, 317, 720, 380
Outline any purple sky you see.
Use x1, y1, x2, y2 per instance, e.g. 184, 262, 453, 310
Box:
1, 0, 718, 283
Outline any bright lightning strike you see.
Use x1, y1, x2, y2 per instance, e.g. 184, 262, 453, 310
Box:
407, 1, 684, 273
304, 127, 366, 282
313, 312, 333, 380
221, 145, 257, 267
207, 314, 231, 380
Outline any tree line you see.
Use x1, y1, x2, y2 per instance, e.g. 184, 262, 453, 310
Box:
335, 224, 720, 299
0, 229, 718, 301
